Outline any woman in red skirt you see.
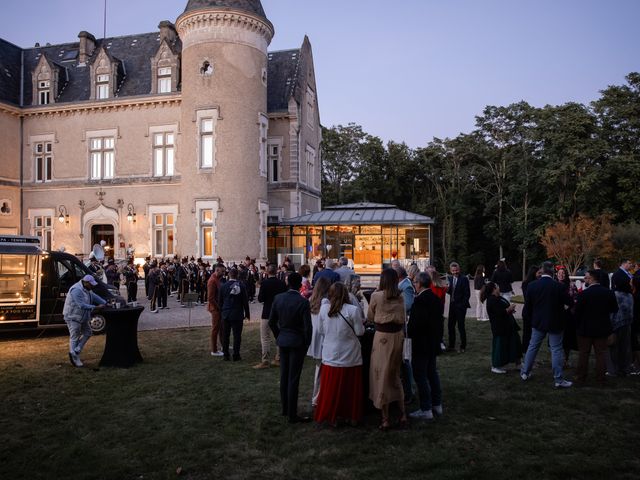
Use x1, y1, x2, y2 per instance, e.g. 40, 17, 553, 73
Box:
314, 282, 365, 426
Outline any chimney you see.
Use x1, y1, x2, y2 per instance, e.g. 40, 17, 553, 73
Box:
158, 21, 177, 44
78, 31, 96, 65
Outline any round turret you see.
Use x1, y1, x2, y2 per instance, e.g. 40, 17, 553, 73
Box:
175, 0, 273, 262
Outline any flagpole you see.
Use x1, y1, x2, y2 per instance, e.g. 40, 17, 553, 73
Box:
103, 0, 107, 39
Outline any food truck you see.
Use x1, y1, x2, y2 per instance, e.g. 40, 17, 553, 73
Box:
0, 236, 43, 331
0, 235, 121, 333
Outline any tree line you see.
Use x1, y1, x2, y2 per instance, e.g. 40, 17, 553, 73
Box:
321, 73, 640, 278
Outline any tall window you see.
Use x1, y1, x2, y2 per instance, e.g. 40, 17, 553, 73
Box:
306, 86, 315, 129
305, 146, 316, 187
90, 137, 115, 180
96, 74, 110, 99
258, 114, 268, 177
157, 67, 172, 93
153, 132, 175, 177
200, 118, 214, 168
33, 216, 52, 250
268, 143, 280, 183
34, 141, 53, 182
38, 81, 50, 105
200, 209, 214, 258
153, 213, 174, 257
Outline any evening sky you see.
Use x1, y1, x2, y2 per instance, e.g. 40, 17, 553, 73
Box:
1, 0, 638, 147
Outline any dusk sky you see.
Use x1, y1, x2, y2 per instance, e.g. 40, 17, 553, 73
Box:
2, 0, 638, 147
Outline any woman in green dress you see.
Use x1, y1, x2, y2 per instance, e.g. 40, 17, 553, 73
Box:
482, 282, 522, 374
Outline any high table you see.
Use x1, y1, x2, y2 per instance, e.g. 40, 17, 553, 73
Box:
99, 306, 144, 368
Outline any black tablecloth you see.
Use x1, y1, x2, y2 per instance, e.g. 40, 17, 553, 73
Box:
99, 306, 144, 368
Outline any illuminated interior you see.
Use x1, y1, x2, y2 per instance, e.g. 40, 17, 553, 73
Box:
0, 254, 39, 305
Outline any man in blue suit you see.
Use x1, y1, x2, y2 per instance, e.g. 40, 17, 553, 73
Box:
447, 262, 471, 352
520, 261, 573, 388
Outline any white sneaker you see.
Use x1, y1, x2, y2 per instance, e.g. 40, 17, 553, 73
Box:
151, 309, 158, 313
554, 379, 573, 388
491, 367, 507, 374
432, 405, 443, 416
210, 351, 224, 357
409, 409, 434, 420
69, 352, 83, 367
520, 371, 532, 381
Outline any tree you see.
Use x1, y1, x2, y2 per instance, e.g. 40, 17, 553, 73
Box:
540, 215, 614, 275
592, 72, 640, 222
320, 124, 365, 205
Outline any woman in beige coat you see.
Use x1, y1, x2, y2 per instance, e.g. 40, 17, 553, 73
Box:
368, 268, 407, 429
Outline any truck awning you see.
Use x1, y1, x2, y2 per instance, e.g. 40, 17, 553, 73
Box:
0, 245, 44, 255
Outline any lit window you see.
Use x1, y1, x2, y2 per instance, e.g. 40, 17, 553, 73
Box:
153, 213, 174, 257
96, 74, 110, 99
38, 81, 50, 105
153, 132, 175, 177
268, 143, 280, 183
34, 142, 53, 182
200, 209, 214, 257
200, 118, 214, 168
158, 67, 172, 93
89, 137, 115, 180
33, 216, 52, 250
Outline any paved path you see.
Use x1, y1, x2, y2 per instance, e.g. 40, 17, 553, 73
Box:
119, 284, 263, 331
119, 279, 523, 332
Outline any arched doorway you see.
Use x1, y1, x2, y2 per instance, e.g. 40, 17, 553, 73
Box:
91, 224, 115, 258
82, 204, 121, 258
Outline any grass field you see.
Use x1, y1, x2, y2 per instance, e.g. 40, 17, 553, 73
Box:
1, 320, 639, 480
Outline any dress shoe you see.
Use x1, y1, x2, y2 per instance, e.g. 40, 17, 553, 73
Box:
288, 415, 312, 424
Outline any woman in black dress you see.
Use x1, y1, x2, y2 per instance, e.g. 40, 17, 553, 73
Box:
482, 282, 522, 374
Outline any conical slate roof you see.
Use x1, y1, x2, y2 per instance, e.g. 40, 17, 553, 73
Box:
183, 0, 267, 20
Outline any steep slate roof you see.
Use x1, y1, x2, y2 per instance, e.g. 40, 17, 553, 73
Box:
0, 0, 298, 113
0, 38, 22, 106
280, 203, 435, 226
267, 49, 300, 112
183, 0, 268, 21
19, 32, 178, 106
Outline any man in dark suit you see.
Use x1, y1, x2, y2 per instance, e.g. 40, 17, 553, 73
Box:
592, 259, 610, 289
408, 272, 445, 420
520, 261, 573, 388
219, 268, 250, 361
254, 264, 287, 369
269, 273, 312, 423
574, 270, 618, 384
446, 262, 471, 352
608, 258, 634, 376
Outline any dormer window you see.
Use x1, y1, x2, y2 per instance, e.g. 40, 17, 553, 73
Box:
96, 74, 110, 99
150, 38, 179, 95
32, 54, 62, 106
158, 67, 172, 93
38, 81, 50, 105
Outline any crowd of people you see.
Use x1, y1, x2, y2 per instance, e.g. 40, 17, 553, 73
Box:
66, 250, 640, 428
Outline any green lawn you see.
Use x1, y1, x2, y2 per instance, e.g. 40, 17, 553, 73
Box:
1, 320, 639, 480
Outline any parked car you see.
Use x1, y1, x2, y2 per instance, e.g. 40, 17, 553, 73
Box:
39, 251, 122, 334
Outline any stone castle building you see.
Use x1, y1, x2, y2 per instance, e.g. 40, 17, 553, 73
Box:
0, 0, 321, 263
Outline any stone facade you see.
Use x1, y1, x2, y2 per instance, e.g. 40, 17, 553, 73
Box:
0, 0, 321, 263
